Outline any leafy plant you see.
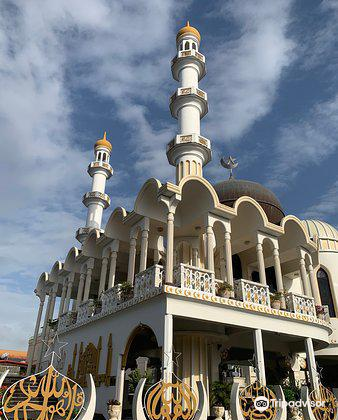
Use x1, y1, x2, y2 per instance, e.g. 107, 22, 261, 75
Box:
210, 381, 232, 409
282, 384, 300, 403
271, 292, 283, 302
107, 399, 121, 406
217, 282, 233, 295
128, 369, 152, 394
315, 305, 325, 315
120, 282, 133, 300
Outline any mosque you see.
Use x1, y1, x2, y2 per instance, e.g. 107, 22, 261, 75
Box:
27, 22, 338, 417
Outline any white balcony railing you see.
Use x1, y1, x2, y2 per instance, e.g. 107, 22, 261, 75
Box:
134, 264, 165, 298
234, 278, 270, 307
76, 299, 95, 324
101, 284, 122, 315
285, 292, 316, 317
173, 263, 215, 295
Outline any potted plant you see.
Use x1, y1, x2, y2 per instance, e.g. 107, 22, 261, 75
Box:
120, 282, 134, 301
315, 305, 325, 319
210, 381, 232, 420
107, 399, 121, 420
93, 298, 102, 314
216, 282, 233, 298
270, 292, 283, 310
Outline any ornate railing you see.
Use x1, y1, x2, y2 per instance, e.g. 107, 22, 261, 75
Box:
234, 279, 270, 307
76, 299, 95, 324
101, 284, 122, 315
173, 264, 215, 295
285, 292, 316, 317
58, 311, 77, 333
134, 265, 165, 298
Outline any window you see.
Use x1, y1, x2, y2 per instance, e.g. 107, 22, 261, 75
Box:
97, 152, 101, 161
185, 41, 189, 50
179, 43, 183, 51
192, 42, 196, 50
317, 268, 336, 317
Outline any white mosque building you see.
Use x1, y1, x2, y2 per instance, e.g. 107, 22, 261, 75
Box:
27, 22, 338, 417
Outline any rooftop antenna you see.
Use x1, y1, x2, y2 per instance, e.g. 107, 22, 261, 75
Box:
221, 155, 238, 179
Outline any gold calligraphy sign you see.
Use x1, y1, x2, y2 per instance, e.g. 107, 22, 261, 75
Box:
145, 379, 198, 420
310, 384, 337, 420
1, 365, 84, 420
239, 381, 277, 420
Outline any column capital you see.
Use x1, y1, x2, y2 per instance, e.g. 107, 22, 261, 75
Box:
225, 231, 231, 240
256, 242, 263, 251
102, 256, 109, 266
167, 211, 175, 222
141, 229, 149, 238
273, 247, 279, 257
130, 237, 137, 246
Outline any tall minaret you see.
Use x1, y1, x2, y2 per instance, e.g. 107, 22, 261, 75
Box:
167, 21, 211, 183
76, 132, 113, 243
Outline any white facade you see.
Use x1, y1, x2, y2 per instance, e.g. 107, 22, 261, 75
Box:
27, 22, 338, 418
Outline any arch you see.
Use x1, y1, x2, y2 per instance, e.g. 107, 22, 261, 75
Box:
82, 229, 101, 258
192, 42, 196, 50
35, 272, 49, 297
134, 178, 167, 222
317, 267, 336, 317
281, 215, 313, 246
279, 216, 314, 253
121, 324, 159, 368
185, 41, 189, 50
64, 247, 80, 272
104, 207, 129, 240
49, 261, 63, 284
233, 196, 269, 227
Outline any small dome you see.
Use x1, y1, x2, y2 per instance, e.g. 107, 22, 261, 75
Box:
213, 178, 285, 225
94, 131, 112, 152
302, 220, 338, 251
176, 21, 201, 43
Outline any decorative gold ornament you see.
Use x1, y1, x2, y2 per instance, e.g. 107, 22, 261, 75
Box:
1, 365, 84, 420
239, 381, 277, 420
310, 384, 337, 420
145, 379, 198, 420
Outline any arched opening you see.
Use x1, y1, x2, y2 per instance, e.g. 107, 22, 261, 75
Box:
192, 42, 196, 50
232, 254, 242, 280
179, 43, 183, 51
185, 41, 189, 50
98, 152, 101, 161
317, 268, 336, 317
122, 326, 161, 418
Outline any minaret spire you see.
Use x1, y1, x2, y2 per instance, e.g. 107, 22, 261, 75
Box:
166, 21, 211, 183
76, 132, 113, 243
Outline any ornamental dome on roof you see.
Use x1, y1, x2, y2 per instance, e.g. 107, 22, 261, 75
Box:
213, 178, 285, 225
176, 21, 201, 43
302, 219, 338, 251
94, 131, 112, 152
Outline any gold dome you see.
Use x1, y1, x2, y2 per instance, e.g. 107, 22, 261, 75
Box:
94, 131, 112, 152
176, 21, 201, 43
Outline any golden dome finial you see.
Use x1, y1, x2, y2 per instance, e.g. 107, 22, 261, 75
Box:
176, 20, 201, 44
94, 131, 112, 152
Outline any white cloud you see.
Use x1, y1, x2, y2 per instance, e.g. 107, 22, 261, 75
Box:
267, 94, 338, 189
204, 0, 295, 141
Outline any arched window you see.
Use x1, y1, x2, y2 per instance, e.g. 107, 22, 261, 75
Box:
185, 41, 189, 50
102, 153, 106, 162
232, 254, 242, 280
98, 152, 101, 161
317, 268, 336, 317
179, 43, 183, 51
192, 42, 196, 50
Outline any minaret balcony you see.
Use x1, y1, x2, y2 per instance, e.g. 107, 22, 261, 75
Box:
88, 161, 113, 178
171, 49, 206, 81
166, 134, 212, 166
170, 87, 208, 118
82, 191, 110, 209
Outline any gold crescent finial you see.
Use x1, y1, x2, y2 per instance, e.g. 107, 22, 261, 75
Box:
103, 131, 107, 141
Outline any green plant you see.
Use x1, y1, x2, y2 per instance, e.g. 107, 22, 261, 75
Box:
271, 292, 283, 302
282, 384, 300, 403
210, 381, 232, 409
128, 369, 152, 394
107, 399, 121, 406
217, 282, 233, 294
120, 282, 133, 299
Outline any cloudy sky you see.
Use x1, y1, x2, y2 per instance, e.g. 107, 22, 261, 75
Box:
1, 0, 338, 349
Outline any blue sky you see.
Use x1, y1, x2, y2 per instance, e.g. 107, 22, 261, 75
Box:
1, 0, 338, 349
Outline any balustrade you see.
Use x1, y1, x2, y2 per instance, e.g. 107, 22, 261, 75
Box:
285, 292, 316, 317
134, 264, 165, 298
101, 284, 122, 315
173, 263, 215, 295
234, 279, 270, 307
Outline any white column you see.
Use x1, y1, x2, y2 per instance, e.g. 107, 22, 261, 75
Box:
165, 211, 175, 284
38, 287, 56, 368
83, 267, 93, 302
308, 263, 322, 305
225, 231, 233, 287
64, 273, 75, 313
127, 237, 137, 284
139, 228, 149, 272
162, 314, 173, 383
253, 329, 266, 385
75, 273, 85, 308
115, 354, 125, 420
98, 257, 109, 296
300, 257, 312, 297
273, 247, 285, 309
256, 243, 267, 286
305, 337, 319, 392
108, 251, 118, 288
205, 225, 214, 272
27, 295, 45, 374
192, 247, 199, 268
58, 280, 67, 317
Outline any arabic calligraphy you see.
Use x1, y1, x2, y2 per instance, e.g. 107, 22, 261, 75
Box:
2, 365, 84, 420
310, 384, 337, 420
145, 380, 198, 420
239, 381, 277, 420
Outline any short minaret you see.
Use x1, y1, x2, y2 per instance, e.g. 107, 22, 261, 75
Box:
167, 21, 211, 183
76, 132, 113, 243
